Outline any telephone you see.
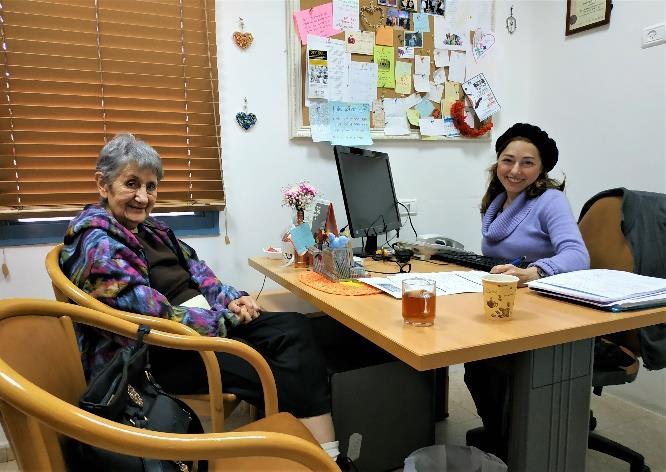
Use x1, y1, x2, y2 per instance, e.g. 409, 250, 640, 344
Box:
418, 234, 465, 251
395, 234, 465, 260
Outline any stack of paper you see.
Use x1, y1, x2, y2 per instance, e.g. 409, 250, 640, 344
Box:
527, 269, 666, 312
359, 271, 487, 299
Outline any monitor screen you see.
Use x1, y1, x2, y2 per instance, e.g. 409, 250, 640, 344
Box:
334, 146, 401, 250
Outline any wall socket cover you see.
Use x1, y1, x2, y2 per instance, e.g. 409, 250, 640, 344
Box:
642, 23, 665, 48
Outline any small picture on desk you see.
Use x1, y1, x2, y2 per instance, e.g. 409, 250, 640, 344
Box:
387, 8, 411, 30
404, 32, 423, 48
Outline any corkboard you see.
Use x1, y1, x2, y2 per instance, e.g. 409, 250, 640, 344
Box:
286, 0, 493, 140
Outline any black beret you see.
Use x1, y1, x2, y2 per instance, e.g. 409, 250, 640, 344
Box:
495, 123, 559, 172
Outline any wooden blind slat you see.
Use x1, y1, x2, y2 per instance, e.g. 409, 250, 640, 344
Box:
0, 0, 223, 219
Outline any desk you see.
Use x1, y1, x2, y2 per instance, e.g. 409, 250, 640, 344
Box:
249, 256, 666, 471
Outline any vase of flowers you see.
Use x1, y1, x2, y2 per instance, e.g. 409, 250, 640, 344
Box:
281, 181, 318, 268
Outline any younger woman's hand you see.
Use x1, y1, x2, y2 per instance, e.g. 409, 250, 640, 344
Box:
228, 296, 262, 323
489, 264, 540, 287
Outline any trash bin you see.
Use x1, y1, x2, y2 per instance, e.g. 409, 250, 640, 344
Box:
404, 445, 507, 472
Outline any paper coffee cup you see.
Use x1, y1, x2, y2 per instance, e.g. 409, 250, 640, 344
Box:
481, 274, 519, 320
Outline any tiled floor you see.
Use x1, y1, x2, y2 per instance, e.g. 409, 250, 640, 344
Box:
2, 365, 664, 471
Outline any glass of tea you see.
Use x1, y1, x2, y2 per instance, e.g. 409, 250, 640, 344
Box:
401, 278, 437, 326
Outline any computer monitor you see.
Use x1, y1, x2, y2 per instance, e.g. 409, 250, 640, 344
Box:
334, 146, 402, 257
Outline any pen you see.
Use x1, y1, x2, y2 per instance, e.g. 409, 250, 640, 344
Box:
509, 256, 526, 266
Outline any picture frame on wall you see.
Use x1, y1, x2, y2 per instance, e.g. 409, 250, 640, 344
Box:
565, 0, 612, 36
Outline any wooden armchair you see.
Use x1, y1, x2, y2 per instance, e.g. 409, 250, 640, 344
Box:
46, 243, 241, 432
0, 299, 338, 471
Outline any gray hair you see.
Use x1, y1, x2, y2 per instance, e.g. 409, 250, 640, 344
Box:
96, 133, 164, 185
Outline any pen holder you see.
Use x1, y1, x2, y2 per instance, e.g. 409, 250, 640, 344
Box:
308, 246, 364, 281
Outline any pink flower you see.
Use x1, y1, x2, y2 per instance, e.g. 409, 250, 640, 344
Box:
282, 181, 318, 211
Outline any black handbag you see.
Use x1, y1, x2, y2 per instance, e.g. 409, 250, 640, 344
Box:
66, 325, 205, 472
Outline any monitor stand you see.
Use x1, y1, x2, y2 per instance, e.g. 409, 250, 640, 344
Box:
353, 235, 378, 258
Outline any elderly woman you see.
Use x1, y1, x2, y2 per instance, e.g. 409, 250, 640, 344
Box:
465, 123, 590, 459
61, 133, 351, 467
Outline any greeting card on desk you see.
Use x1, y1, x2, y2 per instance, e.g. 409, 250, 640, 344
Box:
289, 223, 316, 255
294, 3, 341, 45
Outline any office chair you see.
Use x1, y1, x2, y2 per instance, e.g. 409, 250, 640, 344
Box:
46, 243, 243, 433
578, 193, 650, 472
0, 299, 338, 472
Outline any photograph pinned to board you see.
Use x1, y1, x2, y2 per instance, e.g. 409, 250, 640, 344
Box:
386, 8, 411, 29
422, 0, 446, 16
399, 0, 418, 13
404, 31, 423, 47
461, 73, 501, 122
307, 48, 329, 99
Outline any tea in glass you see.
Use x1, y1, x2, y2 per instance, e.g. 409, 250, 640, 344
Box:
402, 278, 436, 326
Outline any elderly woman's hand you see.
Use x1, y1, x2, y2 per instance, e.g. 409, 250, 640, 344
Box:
228, 296, 262, 323
489, 264, 541, 287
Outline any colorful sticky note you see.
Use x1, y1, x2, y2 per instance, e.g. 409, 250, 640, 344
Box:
374, 46, 395, 88
293, 3, 341, 45
406, 108, 420, 125
345, 30, 375, 55
375, 26, 394, 46
413, 13, 430, 32
415, 98, 435, 117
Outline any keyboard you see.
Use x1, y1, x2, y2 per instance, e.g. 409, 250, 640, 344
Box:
430, 248, 529, 271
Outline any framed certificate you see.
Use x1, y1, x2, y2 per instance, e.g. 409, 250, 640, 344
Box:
566, 0, 612, 36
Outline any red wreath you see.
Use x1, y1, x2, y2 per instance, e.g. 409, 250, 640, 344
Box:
450, 100, 493, 138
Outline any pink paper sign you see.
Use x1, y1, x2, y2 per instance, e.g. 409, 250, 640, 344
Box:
293, 3, 342, 45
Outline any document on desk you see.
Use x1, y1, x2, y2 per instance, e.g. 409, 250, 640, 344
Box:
527, 269, 666, 311
359, 271, 487, 299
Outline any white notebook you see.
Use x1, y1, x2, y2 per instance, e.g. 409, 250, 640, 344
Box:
527, 269, 666, 312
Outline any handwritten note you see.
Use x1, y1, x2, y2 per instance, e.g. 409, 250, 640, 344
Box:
345, 30, 374, 55
333, 0, 359, 31
293, 3, 341, 45
433, 67, 446, 85
406, 108, 420, 125
414, 55, 430, 77
413, 73, 429, 92
309, 102, 331, 142
345, 61, 378, 104
434, 49, 450, 67
394, 60, 412, 95
326, 38, 348, 102
448, 50, 466, 83
330, 102, 372, 146
374, 46, 395, 88
427, 82, 444, 102
383, 97, 410, 136
419, 117, 446, 136
413, 13, 430, 32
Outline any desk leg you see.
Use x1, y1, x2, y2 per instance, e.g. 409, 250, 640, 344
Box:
508, 338, 593, 472
434, 367, 449, 421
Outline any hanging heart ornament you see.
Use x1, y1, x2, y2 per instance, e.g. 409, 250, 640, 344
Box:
236, 111, 257, 130
233, 31, 254, 49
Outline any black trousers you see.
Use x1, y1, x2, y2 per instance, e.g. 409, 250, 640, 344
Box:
464, 355, 514, 459
150, 311, 332, 418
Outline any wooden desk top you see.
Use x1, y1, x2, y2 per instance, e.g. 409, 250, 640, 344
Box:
249, 257, 666, 371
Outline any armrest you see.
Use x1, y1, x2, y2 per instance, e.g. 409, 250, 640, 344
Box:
0, 357, 336, 471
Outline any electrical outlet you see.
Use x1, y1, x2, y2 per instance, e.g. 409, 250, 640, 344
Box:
642, 23, 665, 48
398, 198, 417, 216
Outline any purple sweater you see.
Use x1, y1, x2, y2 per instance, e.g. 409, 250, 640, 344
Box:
481, 189, 590, 276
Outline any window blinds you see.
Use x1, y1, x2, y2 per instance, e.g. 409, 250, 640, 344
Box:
0, 0, 223, 218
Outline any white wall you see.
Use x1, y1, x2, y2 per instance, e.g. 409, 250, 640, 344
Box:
0, 0, 664, 413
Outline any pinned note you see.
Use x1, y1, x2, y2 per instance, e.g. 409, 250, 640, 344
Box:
415, 98, 435, 117
330, 102, 372, 146
345, 30, 374, 55
293, 3, 341, 45
375, 26, 394, 46
412, 13, 430, 32
345, 61, 378, 104
374, 46, 395, 88
394, 61, 412, 95
406, 108, 420, 125
309, 102, 331, 142
333, 0, 359, 31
